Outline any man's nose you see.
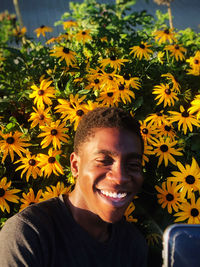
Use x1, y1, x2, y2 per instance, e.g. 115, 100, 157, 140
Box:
106, 161, 129, 184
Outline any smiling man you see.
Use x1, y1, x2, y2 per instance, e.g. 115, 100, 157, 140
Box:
0, 107, 147, 266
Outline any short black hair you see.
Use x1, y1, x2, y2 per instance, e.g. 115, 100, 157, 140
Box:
74, 107, 143, 154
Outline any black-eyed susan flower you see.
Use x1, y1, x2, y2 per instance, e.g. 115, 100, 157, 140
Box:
38, 120, 69, 149
155, 180, 182, 214
96, 89, 119, 107
153, 28, 177, 44
168, 105, 200, 134
145, 111, 168, 127
129, 41, 153, 60
15, 152, 41, 182
161, 73, 180, 93
37, 148, 64, 177
34, 25, 53, 37
168, 158, 200, 199
186, 51, 200, 76
157, 121, 176, 140
13, 26, 27, 37
142, 143, 154, 166
40, 182, 71, 202
174, 194, 200, 224
63, 20, 78, 30
152, 137, 183, 167
100, 71, 120, 90
29, 78, 56, 108
19, 188, 42, 212
84, 77, 103, 91
114, 83, 135, 104
0, 177, 20, 213
152, 83, 178, 107
121, 74, 141, 90
124, 202, 137, 222
0, 131, 30, 163
165, 44, 187, 61
28, 106, 52, 128
140, 120, 158, 144
99, 56, 129, 72
157, 51, 165, 64
188, 94, 200, 119
50, 46, 77, 67
76, 29, 92, 43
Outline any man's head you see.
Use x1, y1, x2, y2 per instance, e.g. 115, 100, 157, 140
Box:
70, 107, 144, 223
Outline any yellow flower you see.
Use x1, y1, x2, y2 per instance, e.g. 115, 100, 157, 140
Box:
152, 137, 183, 167
0, 177, 20, 213
168, 158, 200, 199
157, 51, 165, 64
124, 202, 138, 222
153, 28, 177, 44
161, 73, 180, 93
37, 148, 64, 177
99, 56, 129, 72
114, 83, 135, 104
96, 89, 119, 107
15, 152, 41, 182
140, 120, 158, 145
145, 111, 168, 127
174, 194, 200, 224
186, 51, 200, 76
120, 74, 141, 90
41, 182, 71, 201
34, 25, 53, 37
142, 143, 154, 166
157, 121, 176, 140
0, 131, 30, 163
13, 26, 27, 37
129, 41, 153, 60
63, 20, 78, 29
38, 120, 69, 149
100, 71, 120, 90
165, 44, 187, 61
29, 78, 56, 108
168, 105, 200, 134
20, 188, 42, 212
188, 94, 200, 119
28, 106, 52, 128
50, 46, 77, 67
152, 83, 179, 107
76, 29, 92, 43
155, 180, 182, 214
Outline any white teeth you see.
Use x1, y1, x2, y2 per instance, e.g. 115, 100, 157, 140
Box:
100, 190, 127, 199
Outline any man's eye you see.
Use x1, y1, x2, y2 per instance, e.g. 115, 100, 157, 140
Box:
127, 162, 142, 170
96, 157, 113, 165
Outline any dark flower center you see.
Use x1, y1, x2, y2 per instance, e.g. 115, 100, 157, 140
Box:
175, 45, 180, 50
160, 144, 168, 152
28, 159, 36, 166
139, 44, 145, 49
185, 175, 195, 184
182, 111, 189, 117
6, 137, 15, 144
98, 70, 103, 74
119, 84, 125, 90
164, 29, 170, 34
107, 92, 113, 97
108, 75, 113, 80
76, 109, 84, 116
166, 193, 174, 201
40, 25, 45, 28
165, 89, 171, 95
82, 31, 86, 35
48, 157, 56, 163
164, 125, 171, 132
110, 55, 116, 61
38, 90, 44, 96
29, 202, 35, 205
63, 47, 70, 54
69, 104, 74, 108
142, 128, 148, 134
94, 79, 100, 84
51, 129, 58, 136
191, 208, 199, 217
194, 59, 199, 64
39, 114, 45, 120
0, 188, 5, 197
157, 112, 162, 116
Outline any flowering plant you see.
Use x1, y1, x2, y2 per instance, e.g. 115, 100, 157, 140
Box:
0, 0, 200, 265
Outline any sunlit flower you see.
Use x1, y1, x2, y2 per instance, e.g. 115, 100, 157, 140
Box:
124, 202, 137, 222
0, 177, 20, 213
50, 46, 77, 67
168, 105, 200, 134
15, 152, 41, 182
100, 71, 120, 90
165, 44, 187, 61
40, 182, 71, 201
153, 28, 177, 44
145, 111, 168, 127
0, 131, 30, 163
96, 89, 119, 107
29, 78, 56, 108
186, 51, 200, 75
114, 83, 135, 104
168, 158, 200, 199
155, 180, 182, 213
76, 29, 92, 43
19, 188, 42, 212
84, 77, 102, 91
157, 51, 165, 64
188, 94, 200, 119
174, 194, 200, 224
152, 137, 183, 167
37, 148, 64, 177
140, 120, 158, 144
13, 26, 27, 37
34, 25, 53, 37
161, 73, 180, 93
152, 83, 179, 107
157, 121, 176, 140
99, 56, 129, 71
121, 74, 141, 90
28, 107, 52, 128
38, 120, 69, 149
63, 20, 78, 29
129, 41, 153, 60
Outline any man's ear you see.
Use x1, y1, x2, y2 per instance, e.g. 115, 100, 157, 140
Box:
70, 152, 79, 178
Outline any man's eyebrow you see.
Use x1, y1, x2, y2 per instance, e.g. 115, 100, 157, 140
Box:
95, 150, 142, 160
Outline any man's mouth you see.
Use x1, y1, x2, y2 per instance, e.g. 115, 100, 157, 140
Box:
100, 190, 127, 199
97, 189, 131, 207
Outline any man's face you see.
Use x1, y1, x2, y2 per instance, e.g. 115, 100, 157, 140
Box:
70, 127, 143, 223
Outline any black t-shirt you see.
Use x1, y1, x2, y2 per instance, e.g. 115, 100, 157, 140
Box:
0, 195, 148, 267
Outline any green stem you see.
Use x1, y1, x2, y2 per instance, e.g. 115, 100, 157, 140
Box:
13, 0, 23, 28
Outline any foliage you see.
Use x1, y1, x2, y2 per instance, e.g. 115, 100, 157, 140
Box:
0, 1, 200, 266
